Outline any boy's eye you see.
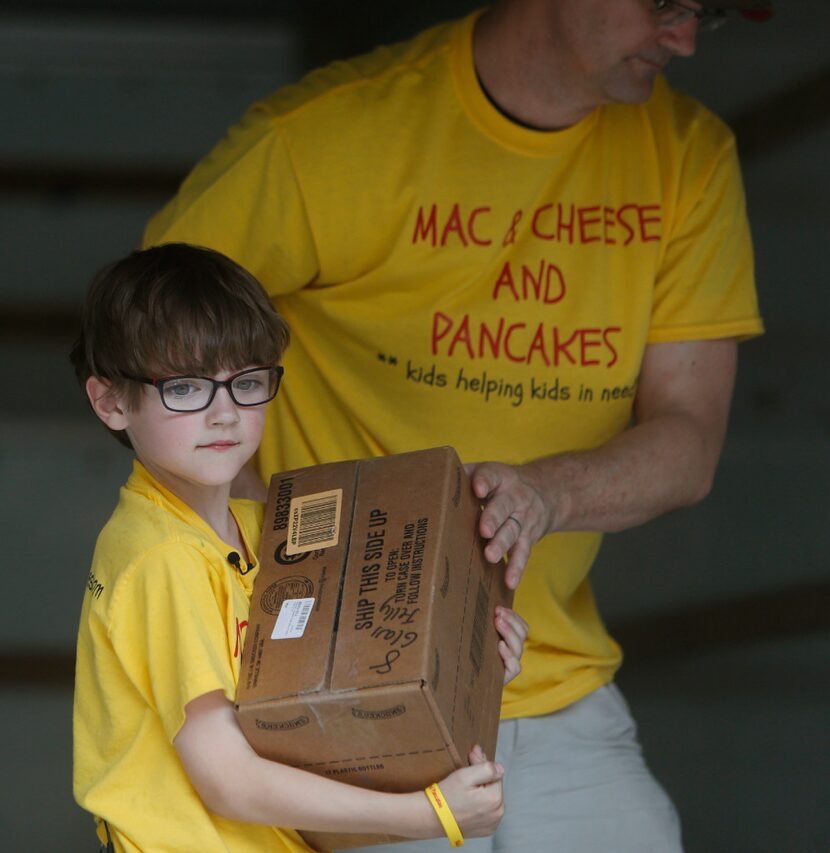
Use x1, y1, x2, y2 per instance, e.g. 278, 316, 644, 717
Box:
165, 380, 203, 398
233, 377, 263, 392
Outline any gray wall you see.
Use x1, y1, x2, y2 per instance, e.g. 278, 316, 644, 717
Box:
1, 2, 827, 850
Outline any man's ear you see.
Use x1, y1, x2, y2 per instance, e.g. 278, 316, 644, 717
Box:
85, 376, 130, 431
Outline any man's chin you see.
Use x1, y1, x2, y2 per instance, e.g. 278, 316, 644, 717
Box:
605, 76, 657, 106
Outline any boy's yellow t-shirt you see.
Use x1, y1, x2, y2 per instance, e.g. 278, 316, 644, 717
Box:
73, 461, 312, 852
145, 13, 763, 718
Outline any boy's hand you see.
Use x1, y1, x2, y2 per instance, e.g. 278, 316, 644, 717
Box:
434, 745, 504, 839
495, 606, 529, 685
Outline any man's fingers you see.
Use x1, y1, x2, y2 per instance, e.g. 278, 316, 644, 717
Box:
467, 460, 549, 589
504, 540, 531, 589
469, 462, 511, 503
479, 491, 516, 538
482, 505, 522, 556
505, 514, 522, 535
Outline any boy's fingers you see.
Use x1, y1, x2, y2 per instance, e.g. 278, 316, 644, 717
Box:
496, 617, 523, 657
498, 606, 529, 636
468, 744, 486, 765
499, 641, 521, 684
463, 759, 504, 787
495, 608, 528, 655
499, 639, 519, 671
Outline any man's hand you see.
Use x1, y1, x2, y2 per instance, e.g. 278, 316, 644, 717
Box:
466, 339, 738, 591
466, 461, 554, 590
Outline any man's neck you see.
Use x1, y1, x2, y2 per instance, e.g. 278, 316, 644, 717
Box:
472, 4, 598, 131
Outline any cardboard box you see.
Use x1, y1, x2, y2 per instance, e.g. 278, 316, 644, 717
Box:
236, 446, 512, 850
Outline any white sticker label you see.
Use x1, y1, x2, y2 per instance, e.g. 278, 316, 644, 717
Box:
271, 597, 315, 640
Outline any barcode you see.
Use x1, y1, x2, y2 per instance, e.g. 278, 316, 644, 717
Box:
469, 579, 489, 676
298, 495, 338, 546
298, 598, 312, 620
286, 489, 342, 555
272, 596, 316, 639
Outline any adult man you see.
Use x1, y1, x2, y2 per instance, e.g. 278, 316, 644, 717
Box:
144, 1, 766, 848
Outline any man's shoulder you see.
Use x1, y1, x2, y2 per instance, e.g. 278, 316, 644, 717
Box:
256, 16, 461, 120
644, 75, 735, 146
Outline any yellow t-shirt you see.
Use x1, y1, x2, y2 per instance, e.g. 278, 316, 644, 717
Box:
73, 461, 311, 852
145, 13, 763, 718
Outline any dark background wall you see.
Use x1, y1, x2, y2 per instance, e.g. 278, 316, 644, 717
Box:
1, 1, 827, 850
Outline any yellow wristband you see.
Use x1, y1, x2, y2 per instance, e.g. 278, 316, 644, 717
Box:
425, 783, 465, 848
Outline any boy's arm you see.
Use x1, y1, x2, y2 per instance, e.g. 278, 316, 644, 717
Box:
174, 690, 504, 838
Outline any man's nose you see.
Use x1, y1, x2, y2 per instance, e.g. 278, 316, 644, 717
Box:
658, 18, 698, 58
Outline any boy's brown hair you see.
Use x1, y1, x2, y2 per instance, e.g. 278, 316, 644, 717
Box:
70, 243, 289, 448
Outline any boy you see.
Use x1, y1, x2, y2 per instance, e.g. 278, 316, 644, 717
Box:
71, 243, 528, 852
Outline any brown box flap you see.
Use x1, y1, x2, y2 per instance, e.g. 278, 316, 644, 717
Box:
330, 447, 457, 692
239, 460, 359, 702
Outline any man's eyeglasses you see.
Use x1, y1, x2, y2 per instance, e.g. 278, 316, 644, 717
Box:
652, 0, 728, 31
123, 365, 284, 413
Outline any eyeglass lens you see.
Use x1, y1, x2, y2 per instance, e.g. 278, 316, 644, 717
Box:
159, 367, 279, 412
653, 1, 726, 31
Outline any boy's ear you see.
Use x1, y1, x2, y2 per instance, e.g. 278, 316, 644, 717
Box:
85, 376, 130, 431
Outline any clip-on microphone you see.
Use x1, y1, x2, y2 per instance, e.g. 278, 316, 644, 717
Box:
227, 551, 254, 575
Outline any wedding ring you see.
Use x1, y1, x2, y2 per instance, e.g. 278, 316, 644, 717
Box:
506, 515, 522, 533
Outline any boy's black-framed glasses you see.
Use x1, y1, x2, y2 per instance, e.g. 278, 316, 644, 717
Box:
123, 365, 284, 413
652, 0, 728, 31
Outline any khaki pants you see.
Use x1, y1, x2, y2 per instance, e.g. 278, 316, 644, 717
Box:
341, 684, 682, 853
